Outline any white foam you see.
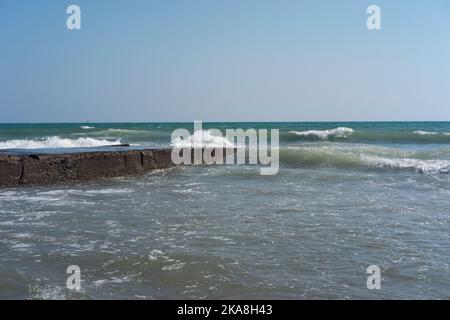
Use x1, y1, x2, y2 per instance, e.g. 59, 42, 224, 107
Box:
11, 242, 33, 251
80, 126, 95, 129
29, 285, 67, 300
0, 136, 121, 149
162, 262, 186, 271
106, 128, 144, 134
290, 127, 354, 139
414, 130, 450, 136
362, 156, 450, 173
171, 130, 235, 148
414, 131, 438, 136
148, 249, 165, 261
93, 279, 108, 287
84, 188, 132, 195
281, 144, 450, 174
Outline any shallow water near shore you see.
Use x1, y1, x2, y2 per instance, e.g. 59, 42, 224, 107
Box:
1, 122, 450, 299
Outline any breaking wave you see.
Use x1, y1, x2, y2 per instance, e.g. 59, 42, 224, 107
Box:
361, 156, 450, 174
106, 128, 143, 133
286, 128, 450, 143
0, 136, 122, 149
414, 130, 438, 136
279, 145, 450, 174
414, 130, 450, 136
80, 126, 95, 130
289, 127, 354, 139
171, 130, 235, 148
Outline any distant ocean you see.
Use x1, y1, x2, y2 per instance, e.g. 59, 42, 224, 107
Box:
1, 122, 450, 299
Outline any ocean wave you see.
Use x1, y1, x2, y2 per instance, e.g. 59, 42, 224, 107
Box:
414, 130, 438, 135
73, 128, 168, 142
171, 130, 235, 148
414, 130, 450, 136
279, 145, 450, 174
284, 128, 450, 144
106, 128, 147, 134
75, 128, 154, 136
362, 156, 450, 173
80, 126, 95, 130
0, 136, 122, 149
289, 127, 354, 139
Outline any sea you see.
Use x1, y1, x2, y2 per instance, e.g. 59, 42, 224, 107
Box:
0, 122, 449, 299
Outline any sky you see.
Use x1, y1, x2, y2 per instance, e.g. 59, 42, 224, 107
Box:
1, 0, 450, 123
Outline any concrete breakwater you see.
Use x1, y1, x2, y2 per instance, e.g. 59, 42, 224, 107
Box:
0, 149, 175, 187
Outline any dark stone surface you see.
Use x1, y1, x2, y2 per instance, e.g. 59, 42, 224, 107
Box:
0, 153, 22, 186
0, 149, 176, 187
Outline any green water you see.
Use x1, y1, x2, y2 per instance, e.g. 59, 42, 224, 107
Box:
0, 122, 450, 299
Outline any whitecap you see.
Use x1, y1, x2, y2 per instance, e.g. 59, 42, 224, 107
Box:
362, 156, 450, 174
171, 130, 235, 148
0, 136, 122, 149
414, 131, 438, 136
289, 127, 354, 139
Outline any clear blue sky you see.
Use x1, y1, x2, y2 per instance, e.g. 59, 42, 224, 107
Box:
1, 0, 450, 122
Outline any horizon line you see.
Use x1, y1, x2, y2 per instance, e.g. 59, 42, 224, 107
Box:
2, 120, 450, 125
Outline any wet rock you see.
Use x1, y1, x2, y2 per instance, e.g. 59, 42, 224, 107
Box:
0, 149, 176, 187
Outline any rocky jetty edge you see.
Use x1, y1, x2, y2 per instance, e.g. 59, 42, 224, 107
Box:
0, 148, 175, 187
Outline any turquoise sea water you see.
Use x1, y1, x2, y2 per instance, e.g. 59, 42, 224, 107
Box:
1, 122, 450, 299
